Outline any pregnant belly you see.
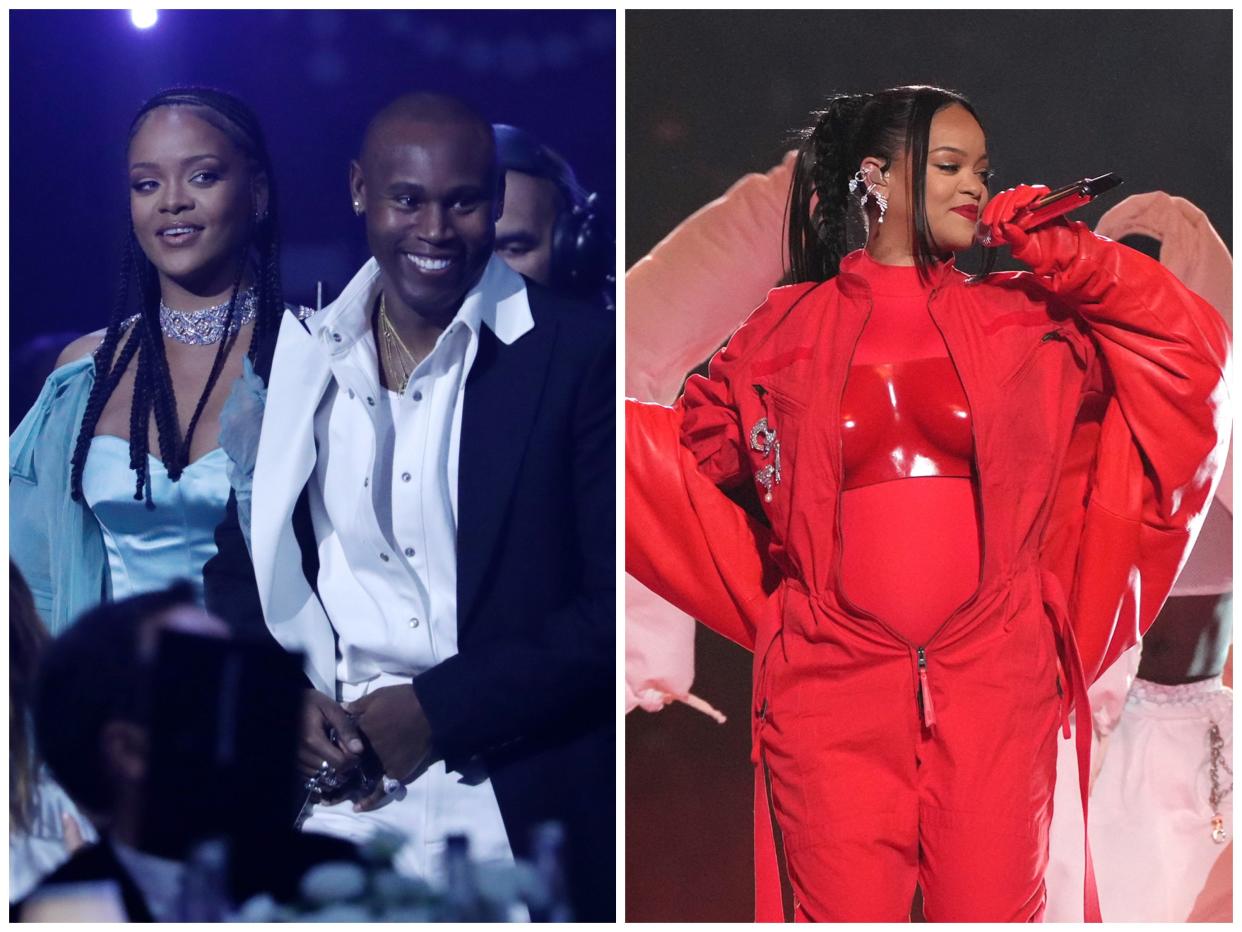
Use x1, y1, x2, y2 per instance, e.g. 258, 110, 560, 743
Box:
839, 476, 980, 646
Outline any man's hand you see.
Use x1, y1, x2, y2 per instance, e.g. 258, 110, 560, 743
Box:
345, 684, 433, 811
299, 688, 365, 780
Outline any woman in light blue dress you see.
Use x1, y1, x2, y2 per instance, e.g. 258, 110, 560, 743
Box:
10, 87, 288, 634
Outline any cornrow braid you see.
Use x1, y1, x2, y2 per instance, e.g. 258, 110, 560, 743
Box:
129, 249, 177, 500
106, 328, 143, 395
127, 324, 155, 505
68, 86, 286, 505
175, 252, 244, 480
250, 200, 284, 383
143, 310, 182, 485
786, 93, 872, 283
69, 220, 142, 502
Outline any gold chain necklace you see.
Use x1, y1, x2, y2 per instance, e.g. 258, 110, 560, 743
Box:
378, 294, 419, 393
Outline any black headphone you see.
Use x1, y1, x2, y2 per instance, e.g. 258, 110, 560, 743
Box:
494, 124, 614, 310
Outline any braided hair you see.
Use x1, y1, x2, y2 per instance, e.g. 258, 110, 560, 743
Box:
69, 87, 284, 506
785, 85, 996, 284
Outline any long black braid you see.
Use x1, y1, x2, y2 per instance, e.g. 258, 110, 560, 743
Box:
69, 87, 284, 506
786, 93, 872, 284
784, 85, 997, 285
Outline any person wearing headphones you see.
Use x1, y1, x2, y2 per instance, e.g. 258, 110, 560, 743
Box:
493, 124, 614, 311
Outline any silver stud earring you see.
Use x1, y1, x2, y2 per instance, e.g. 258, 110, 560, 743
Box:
352, 201, 362, 215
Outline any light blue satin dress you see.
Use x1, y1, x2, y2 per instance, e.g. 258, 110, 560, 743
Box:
79, 436, 230, 601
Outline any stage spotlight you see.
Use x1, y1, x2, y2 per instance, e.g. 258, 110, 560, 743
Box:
130, 8, 158, 29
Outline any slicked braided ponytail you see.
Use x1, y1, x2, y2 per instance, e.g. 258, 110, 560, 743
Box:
786, 93, 871, 283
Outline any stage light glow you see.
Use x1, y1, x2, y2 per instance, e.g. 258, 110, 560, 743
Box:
130, 8, 158, 29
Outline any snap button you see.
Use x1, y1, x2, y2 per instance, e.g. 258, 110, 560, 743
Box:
332, 332, 342, 343
404, 547, 415, 557
379, 553, 389, 563
409, 618, 420, 628
412, 390, 423, 402
401, 472, 411, 482
366, 396, 375, 406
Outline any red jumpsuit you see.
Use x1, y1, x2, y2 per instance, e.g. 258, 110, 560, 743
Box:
626, 224, 1231, 921
836, 251, 979, 648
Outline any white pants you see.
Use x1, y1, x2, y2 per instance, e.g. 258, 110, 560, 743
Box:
1045, 676, 1233, 922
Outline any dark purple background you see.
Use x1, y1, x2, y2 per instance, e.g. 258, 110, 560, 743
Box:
10, 9, 615, 420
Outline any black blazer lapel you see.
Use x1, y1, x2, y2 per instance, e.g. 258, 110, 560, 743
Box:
457, 318, 557, 635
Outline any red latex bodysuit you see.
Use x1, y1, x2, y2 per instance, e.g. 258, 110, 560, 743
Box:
838, 252, 978, 647
627, 217, 1231, 921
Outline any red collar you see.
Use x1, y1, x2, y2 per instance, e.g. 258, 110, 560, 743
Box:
835, 248, 960, 297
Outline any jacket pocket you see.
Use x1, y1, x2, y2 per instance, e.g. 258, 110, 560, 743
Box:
747, 384, 802, 506
763, 384, 807, 417
1002, 326, 1085, 387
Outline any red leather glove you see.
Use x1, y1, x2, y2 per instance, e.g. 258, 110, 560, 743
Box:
977, 183, 1057, 264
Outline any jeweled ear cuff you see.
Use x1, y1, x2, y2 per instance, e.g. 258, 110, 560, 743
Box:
849, 167, 888, 224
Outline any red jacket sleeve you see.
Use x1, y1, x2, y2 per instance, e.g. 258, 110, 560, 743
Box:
626, 400, 773, 652
680, 283, 818, 487
625, 286, 814, 654
1029, 222, 1232, 683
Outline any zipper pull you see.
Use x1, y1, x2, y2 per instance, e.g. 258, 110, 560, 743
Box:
917, 647, 937, 730
1041, 327, 1088, 368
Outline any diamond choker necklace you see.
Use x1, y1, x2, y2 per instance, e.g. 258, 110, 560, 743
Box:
159, 289, 258, 345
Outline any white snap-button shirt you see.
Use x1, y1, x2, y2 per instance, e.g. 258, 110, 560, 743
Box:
297, 255, 533, 885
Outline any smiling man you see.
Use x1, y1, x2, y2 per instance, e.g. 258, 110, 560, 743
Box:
353, 97, 499, 344
204, 92, 614, 920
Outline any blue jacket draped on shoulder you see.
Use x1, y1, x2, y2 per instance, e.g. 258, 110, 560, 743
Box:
10, 356, 109, 633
